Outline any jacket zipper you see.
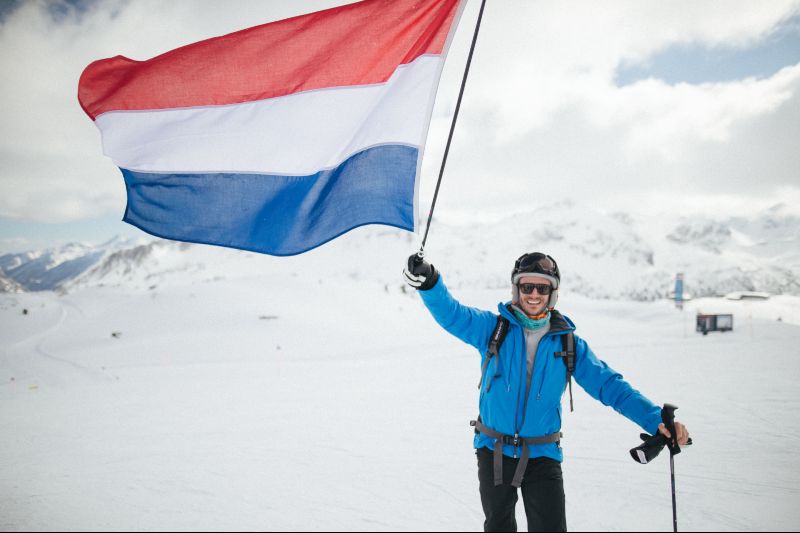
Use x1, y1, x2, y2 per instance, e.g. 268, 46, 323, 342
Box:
513, 329, 525, 458
498, 309, 575, 457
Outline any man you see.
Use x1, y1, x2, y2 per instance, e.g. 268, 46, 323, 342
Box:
403, 251, 689, 532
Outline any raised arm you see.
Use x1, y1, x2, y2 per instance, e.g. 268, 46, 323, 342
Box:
404, 253, 496, 352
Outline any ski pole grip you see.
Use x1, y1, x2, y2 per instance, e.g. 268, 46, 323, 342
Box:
661, 403, 681, 456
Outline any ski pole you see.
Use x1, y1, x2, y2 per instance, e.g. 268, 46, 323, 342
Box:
670, 451, 678, 532
419, 0, 487, 254
629, 404, 692, 533
662, 403, 682, 533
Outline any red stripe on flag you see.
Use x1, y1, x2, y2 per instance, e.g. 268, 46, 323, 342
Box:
78, 0, 461, 120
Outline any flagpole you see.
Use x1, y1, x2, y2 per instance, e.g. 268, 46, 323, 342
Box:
419, 0, 488, 254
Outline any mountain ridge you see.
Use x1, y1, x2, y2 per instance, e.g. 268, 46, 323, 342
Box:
2, 203, 798, 300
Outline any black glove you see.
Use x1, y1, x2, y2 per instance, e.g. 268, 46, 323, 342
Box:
629, 432, 669, 464
402, 253, 439, 291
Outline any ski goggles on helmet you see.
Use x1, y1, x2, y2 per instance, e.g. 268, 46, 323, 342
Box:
517, 283, 553, 295
514, 253, 558, 278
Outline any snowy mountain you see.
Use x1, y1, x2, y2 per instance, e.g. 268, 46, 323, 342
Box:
0, 269, 24, 293
431, 201, 800, 300
667, 220, 733, 253
2, 202, 799, 299
0, 237, 143, 292
655, 204, 800, 297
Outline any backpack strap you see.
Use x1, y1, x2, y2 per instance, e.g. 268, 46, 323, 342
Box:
555, 332, 576, 412
479, 315, 509, 392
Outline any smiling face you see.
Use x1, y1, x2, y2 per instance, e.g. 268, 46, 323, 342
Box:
515, 275, 552, 316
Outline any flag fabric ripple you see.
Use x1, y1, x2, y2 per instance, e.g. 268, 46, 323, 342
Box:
78, 0, 464, 256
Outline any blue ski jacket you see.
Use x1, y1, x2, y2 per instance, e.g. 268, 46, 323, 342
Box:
419, 276, 662, 463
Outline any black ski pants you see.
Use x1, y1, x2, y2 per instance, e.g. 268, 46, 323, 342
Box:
477, 447, 567, 532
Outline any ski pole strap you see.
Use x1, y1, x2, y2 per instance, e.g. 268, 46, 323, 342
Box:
470, 419, 562, 488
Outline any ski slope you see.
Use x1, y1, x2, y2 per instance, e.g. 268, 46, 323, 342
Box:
1, 249, 799, 531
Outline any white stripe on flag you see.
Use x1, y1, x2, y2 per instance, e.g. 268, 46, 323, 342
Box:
96, 55, 442, 175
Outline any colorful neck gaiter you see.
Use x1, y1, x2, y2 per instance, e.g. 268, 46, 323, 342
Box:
512, 307, 551, 330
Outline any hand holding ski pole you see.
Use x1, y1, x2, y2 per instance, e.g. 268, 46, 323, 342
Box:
630, 407, 692, 463
657, 418, 691, 448
630, 404, 692, 533
403, 252, 439, 291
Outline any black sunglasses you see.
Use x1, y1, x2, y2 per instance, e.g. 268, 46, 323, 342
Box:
518, 283, 553, 295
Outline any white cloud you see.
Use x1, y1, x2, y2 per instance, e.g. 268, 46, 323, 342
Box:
605, 65, 800, 162
451, 0, 800, 136
418, 0, 800, 217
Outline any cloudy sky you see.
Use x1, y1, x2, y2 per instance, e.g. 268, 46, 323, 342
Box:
0, 0, 799, 252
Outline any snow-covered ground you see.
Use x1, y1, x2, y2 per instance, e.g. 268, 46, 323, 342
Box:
1, 242, 799, 531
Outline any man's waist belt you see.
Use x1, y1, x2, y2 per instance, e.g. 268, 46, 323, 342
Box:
470, 419, 562, 488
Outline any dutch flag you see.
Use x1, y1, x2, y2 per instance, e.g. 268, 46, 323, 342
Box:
78, 0, 464, 256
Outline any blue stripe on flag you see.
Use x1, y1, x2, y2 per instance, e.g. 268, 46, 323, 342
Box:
121, 144, 417, 256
